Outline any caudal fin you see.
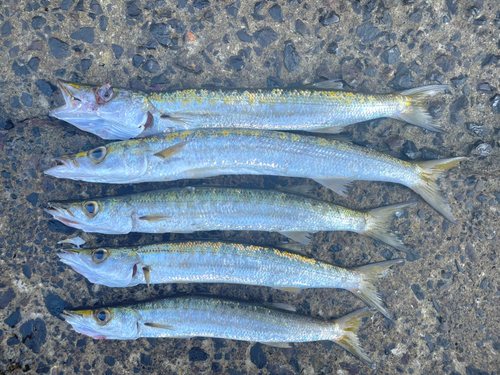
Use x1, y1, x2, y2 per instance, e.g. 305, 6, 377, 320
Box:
396, 85, 450, 132
412, 157, 468, 224
364, 202, 418, 252
350, 259, 404, 319
333, 308, 375, 369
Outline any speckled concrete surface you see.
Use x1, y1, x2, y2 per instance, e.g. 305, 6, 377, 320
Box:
1, 0, 500, 374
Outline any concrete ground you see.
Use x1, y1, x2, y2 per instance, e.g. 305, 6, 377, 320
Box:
1, 0, 499, 374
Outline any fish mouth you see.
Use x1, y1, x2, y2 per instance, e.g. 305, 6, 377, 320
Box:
44, 203, 82, 228
44, 157, 81, 179
62, 310, 107, 339
49, 81, 85, 116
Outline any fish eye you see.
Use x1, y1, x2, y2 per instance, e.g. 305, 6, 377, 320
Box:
95, 84, 115, 104
88, 146, 106, 163
92, 248, 108, 264
94, 309, 111, 325
83, 201, 99, 217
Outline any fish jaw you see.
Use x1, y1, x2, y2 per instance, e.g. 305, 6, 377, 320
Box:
61, 310, 108, 339
50, 80, 153, 140
44, 202, 84, 229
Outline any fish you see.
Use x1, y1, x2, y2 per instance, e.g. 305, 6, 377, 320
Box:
61, 295, 377, 368
44, 129, 467, 223
58, 241, 403, 318
49, 80, 450, 140
44, 186, 416, 251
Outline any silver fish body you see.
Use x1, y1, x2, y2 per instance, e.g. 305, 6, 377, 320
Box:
50, 81, 450, 140
58, 241, 403, 317
45, 186, 414, 250
62, 295, 376, 368
45, 129, 466, 223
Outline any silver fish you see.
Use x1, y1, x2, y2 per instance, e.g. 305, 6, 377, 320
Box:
61, 296, 376, 368
44, 129, 467, 223
49, 80, 450, 140
44, 186, 415, 251
58, 241, 403, 318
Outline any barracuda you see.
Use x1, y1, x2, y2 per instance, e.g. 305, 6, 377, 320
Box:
61, 296, 377, 368
49, 80, 450, 140
44, 186, 415, 251
45, 129, 467, 223
58, 241, 403, 318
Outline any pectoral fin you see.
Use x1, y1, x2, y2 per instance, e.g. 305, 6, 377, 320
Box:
314, 176, 357, 197
260, 342, 292, 348
154, 142, 187, 159
143, 266, 151, 287
138, 215, 171, 222
279, 231, 314, 245
144, 322, 175, 330
263, 302, 296, 312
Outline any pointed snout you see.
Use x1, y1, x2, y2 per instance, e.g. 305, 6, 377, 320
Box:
44, 157, 80, 179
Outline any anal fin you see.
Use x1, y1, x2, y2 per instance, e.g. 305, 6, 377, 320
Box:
314, 176, 357, 197
279, 231, 314, 245
154, 142, 187, 159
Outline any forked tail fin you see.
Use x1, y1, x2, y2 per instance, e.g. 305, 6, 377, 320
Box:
412, 157, 468, 224
364, 202, 418, 252
333, 308, 375, 369
349, 259, 404, 319
395, 85, 450, 132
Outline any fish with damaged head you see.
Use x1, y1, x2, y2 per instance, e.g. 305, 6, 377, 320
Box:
61, 295, 377, 369
50, 80, 451, 140
58, 241, 404, 319
44, 129, 467, 223
45, 186, 416, 251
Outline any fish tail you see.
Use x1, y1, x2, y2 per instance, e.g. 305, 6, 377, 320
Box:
349, 259, 404, 319
363, 202, 418, 252
412, 157, 468, 224
395, 85, 450, 132
333, 308, 376, 369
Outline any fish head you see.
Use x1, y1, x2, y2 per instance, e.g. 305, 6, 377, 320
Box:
45, 198, 135, 234
62, 306, 141, 340
50, 80, 154, 140
45, 141, 149, 183
58, 247, 141, 287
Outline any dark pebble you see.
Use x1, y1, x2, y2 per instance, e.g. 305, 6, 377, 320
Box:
7, 336, 20, 346
446, 0, 458, 15
28, 40, 44, 51
100, 15, 108, 31
449, 95, 468, 113
48, 37, 71, 59
267, 76, 284, 88
380, 248, 393, 260
27, 192, 39, 206
127, 0, 143, 20
151, 74, 170, 85
283, 40, 300, 72
104, 356, 115, 366
226, 4, 238, 18
22, 265, 32, 279
250, 343, 267, 369
473, 16, 487, 25
12, 61, 30, 76
70, 27, 95, 43
81, 59, 92, 74
428, 101, 444, 118
20, 318, 47, 354
0, 116, 14, 131
420, 148, 440, 160
1, 21, 13, 37
36, 80, 57, 97
326, 41, 338, 55
269, 4, 284, 23
471, 143, 493, 157
4, 307, 21, 327
402, 141, 420, 160
252, 2, 266, 21
320, 11, 340, 26
175, 51, 204, 74
28, 57, 40, 72
409, 9, 422, 23
74, 0, 85, 11
451, 74, 468, 87
411, 284, 425, 300
142, 55, 160, 73
465, 243, 477, 262
481, 54, 499, 68
11, 96, 21, 109
150, 23, 171, 47
61, 0, 74, 10
253, 27, 279, 48
428, 70, 445, 83
140, 353, 152, 366
466, 122, 490, 137
389, 63, 414, 90
295, 19, 310, 36
47, 219, 77, 235
229, 56, 244, 71
188, 347, 208, 361
132, 54, 144, 68
386, 135, 404, 151
112, 44, 124, 59
21, 92, 33, 107
44, 293, 70, 320
476, 82, 494, 94
167, 19, 186, 34
490, 94, 500, 114
465, 365, 489, 375
380, 45, 401, 65
193, 0, 210, 9
31, 16, 46, 30
236, 29, 253, 43
435, 55, 455, 73
356, 22, 380, 43
212, 362, 222, 372
431, 298, 441, 312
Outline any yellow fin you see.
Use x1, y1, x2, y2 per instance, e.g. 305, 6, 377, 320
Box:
143, 266, 151, 287
314, 176, 357, 197
279, 231, 314, 245
138, 215, 170, 222
153, 142, 187, 159
144, 322, 175, 330
275, 287, 302, 294
260, 342, 292, 348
